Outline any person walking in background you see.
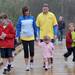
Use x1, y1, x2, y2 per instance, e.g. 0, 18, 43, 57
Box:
0, 17, 15, 74
16, 6, 37, 71
64, 23, 75, 63
36, 36, 54, 70
71, 23, 75, 62
58, 16, 65, 44
36, 3, 58, 43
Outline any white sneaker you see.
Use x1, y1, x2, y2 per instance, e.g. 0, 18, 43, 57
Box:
45, 66, 48, 71
26, 65, 30, 71
11, 64, 14, 68
45, 64, 48, 71
30, 63, 33, 69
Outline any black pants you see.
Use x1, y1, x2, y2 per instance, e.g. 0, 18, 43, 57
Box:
22, 40, 34, 58
64, 47, 75, 62
72, 47, 75, 61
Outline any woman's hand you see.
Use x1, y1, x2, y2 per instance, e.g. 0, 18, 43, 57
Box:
16, 37, 20, 43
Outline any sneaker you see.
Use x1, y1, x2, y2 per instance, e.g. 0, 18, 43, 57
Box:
43, 62, 45, 68
45, 65, 48, 71
7, 64, 11, 72
30, 63, 33, 69
11, 64, 14, 68
3, 69, 7, 74
45, 68, 48, 71
26, 65, 30, 71
73, 59, 75, 62
43, 65, 45, 68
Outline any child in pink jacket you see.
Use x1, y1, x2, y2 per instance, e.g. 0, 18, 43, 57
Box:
37, 36, 54, 70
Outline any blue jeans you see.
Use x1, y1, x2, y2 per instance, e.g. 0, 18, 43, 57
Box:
58, 29, 64, 41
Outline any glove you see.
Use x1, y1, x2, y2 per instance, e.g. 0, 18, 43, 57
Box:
0, 32, 6, 40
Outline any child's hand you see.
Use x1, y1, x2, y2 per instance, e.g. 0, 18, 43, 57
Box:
35, 40, 41, 47
35, 37, 39, 42
35, 40, 39, 45
73, 40, 75, 43
0, 32, 6, 40
2, 32, 6, 37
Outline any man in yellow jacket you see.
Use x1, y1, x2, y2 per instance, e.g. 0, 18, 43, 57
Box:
36, 3, 58, 42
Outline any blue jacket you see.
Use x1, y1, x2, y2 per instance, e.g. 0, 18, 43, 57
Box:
16, 16, 37, 39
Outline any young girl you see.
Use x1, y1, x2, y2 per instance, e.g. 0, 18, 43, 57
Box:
71, 24, 75, 62
37, 36, 54, 70
0, 17, 15, 74
64, 23, 75, 62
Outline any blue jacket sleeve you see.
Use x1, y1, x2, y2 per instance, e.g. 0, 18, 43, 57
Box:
16, 17, 21, 37
33, 17, 37, 39
53, 25, 58, 36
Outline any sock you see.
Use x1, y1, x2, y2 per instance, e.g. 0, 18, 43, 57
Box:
25, 59, 29, 66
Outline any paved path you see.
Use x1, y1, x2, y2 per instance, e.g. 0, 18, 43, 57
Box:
0, 42, 75, 75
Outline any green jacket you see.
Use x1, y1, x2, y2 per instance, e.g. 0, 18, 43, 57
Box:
71, 31, 75, 47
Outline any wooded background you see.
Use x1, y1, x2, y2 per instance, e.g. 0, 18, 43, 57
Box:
0, 0, 75, 26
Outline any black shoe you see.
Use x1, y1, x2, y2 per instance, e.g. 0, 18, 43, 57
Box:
73, 59, 75, 62
43, 65, 45, 68
30, 59, 33, 63
3, 69, 7, 74
45, 68, 48, 71
43, 63, 45, 68
7, 64, 11, 72
26, 69, 29, 71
